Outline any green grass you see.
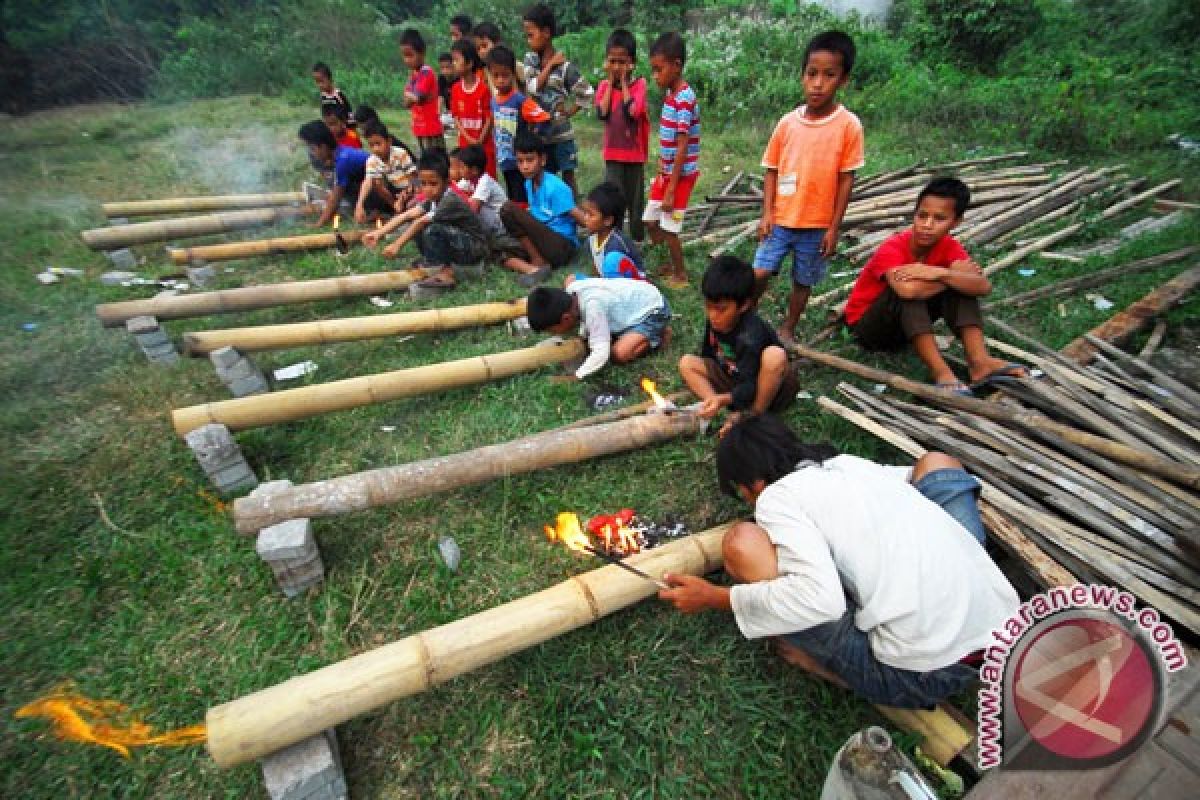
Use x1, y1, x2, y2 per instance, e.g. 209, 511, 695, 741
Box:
1, 95, 1197, 799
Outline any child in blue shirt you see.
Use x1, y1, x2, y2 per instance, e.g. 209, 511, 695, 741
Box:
298, 120, 368, 227
576, 181, 645, 282
487, 45, 551, 205
499, 131, 584, 287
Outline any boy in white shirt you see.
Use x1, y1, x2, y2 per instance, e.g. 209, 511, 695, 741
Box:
456, 144, 507, 235
659, 414, 1018, 709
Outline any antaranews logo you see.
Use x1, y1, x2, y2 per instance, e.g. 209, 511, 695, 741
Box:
978, 583, 1186, 771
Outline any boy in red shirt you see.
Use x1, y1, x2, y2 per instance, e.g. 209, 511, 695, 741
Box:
844, 178, 1027, 394
595, 28, 649, 243
400, 28, 445, 154
449, 39, 496, 177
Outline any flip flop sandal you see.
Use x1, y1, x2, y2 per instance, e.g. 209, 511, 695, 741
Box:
516, 266, 552, 288
969, 362, 1029, 392
936, 381, 976, 398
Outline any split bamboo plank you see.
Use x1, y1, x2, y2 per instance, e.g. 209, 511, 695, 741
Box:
102, 192, 306, 218
95, 270, 425, 328
171, 338, 587, 436
182, 299, 527, 355
81, 206, 319, 250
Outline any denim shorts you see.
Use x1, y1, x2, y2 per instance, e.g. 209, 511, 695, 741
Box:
546, 138, 579, 174
780, 467, 986, 708
621, 303, 671, 350
752, 226, 828, 287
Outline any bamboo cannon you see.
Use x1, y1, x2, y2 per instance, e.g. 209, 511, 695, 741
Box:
168, 230, 367, 265
171, 338, 587, 436
95, 270, 425, 328
81, 206, 319, 250
231, 409, 705, 534
182, 299, 528, 355
102, 192, 306, 218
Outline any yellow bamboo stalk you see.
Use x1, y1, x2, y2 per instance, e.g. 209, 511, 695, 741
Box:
171, 339, 587, 436
81, 206, 319, 250
169, 230, 366, 266
232, 409, 704, 533
102, 192, 306, 218
183, 299, 527, 356
95, 270, 424, 328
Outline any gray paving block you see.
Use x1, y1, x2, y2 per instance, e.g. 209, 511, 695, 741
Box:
229, 374, 270, 397
261, 729, 344, 800
187, 265, 216, 287
249, 479, 294, 499
209, 462, 259, 494
256, 519, 315, 562
209, 346, 242, 370
135, 329, 172, 349
105, 249, 137, 270
125, 315, 160, 335
220, 358, 264, 383
184, 423, 239, 462
146, 348, 181, 366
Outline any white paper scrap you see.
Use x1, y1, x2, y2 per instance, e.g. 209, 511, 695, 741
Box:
273, 361, 319, 381
369, 296, 394, 308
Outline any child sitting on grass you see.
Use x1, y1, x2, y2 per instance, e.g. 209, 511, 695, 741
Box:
594, 28, 649, 243
312, 62, 353, 124
456, 144, 507, 235
355, 120, 418, 223
579, 181, 645, 281
499, 132, 583, 287
400, 29, 445, 154
644, 32, 698, 289
361, 149, 487, 292
449, 38, 496, 177
322, 103, 362, 149
526, 279, 671, 379
299, 120, 369, 227
488, 45, 552, 205
679, 256, 796, 431
843, 177, 1027, 394
753, 31, 864, 349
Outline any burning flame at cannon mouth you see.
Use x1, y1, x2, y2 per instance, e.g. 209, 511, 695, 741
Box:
641, 378, 669, 410
544, 509, 642, 556
332, 214, 340, 231
14, 684, 206, 758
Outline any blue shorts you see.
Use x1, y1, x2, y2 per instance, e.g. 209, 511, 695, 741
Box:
752, 226, 827, 287
621, 303, 671, 350
780, 467, 986, 708
546, 139, 579, 174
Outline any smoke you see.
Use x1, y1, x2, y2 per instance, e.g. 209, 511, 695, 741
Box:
162, 124, 290, 194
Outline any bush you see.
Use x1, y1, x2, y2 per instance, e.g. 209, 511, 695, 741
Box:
894, 0, 1037, 71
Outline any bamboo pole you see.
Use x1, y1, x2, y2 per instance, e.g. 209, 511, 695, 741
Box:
792, 344, 1200, 489
206, 526, 729, 767
1096, 179, 1183, 221
231, 409, 705, 534
168, 230, 366, 265
182, 299, 528, 355
95, 270, 425, 328
1060, 264, 1200, 363
102, 192, 306, 218
81, 206, 319, 250
171, 338, 587, 436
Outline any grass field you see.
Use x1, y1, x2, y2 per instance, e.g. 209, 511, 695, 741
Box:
1, 95, 1197, 799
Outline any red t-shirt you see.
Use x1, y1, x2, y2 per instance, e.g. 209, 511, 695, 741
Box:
451, 71, 496, 176
844, 229, 970, 325
336, 129, 362, 149
407, 65, 443, 137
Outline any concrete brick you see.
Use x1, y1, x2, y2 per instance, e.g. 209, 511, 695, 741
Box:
250, 479, 294, 499
228, 374, 270, 397
208, 462, 259, 494
219, 359, 264, 383
105, 249, 137, 270
187, 265, 216, 287
256, 519, 315, 562
145, 348, 181, 366
209, 345, 243, 370
125, 315, 160, 335
261, 729, 346, 800
185, 424, 258, 493
134, 329, 172, 349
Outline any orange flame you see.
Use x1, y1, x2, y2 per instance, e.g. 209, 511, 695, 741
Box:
544, 512, 590, 553
641, 378, 668, 410
15, 685, 206, 758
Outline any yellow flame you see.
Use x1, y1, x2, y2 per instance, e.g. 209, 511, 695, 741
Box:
543, 512, 590, 553
15, 685, 206, 758
376, 218, 383, 229
332, 214, 340, 231
641, 378, 668, 409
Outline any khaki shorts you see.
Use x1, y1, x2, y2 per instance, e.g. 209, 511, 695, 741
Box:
699, 356, 798, 413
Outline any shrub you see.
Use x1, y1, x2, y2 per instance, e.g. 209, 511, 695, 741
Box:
894, 0, 1037, 71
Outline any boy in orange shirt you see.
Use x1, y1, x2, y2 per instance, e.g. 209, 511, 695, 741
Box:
753, 31, 863, 348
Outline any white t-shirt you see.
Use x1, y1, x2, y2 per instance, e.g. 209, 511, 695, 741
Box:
729, 455, 1019, 672
471, 173, 507, 234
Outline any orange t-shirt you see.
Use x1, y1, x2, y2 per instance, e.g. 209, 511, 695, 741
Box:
761, 105, 864, 229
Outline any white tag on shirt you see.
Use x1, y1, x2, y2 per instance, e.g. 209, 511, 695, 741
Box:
779, 174, 798, 196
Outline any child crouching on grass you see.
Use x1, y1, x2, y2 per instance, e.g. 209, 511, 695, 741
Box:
355, 120, 418, 223
361, 149, 487, 292
577, 181, 645, 281
679, 256, 796, 434
299, 120, 368, 227
526, 279, 670, 380
499, 132, 583, 287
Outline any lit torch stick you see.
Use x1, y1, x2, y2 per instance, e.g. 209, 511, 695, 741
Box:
545, 512, 667, 589
640, 378, 675, 412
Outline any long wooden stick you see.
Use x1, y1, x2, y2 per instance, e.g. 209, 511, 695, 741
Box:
792, 344, 1200, 489
171, 338, 586, 436
95, 270, 425, 328
181, 299, 527, 355
168, 230, 367, 265
81, 206, 318, 250
102, 192, 306, 218
231, 409, 705, 534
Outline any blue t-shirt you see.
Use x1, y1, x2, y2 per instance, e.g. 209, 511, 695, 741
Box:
526, 172, 577, 245
334, 145, 369, 189
589, 229, 645, 280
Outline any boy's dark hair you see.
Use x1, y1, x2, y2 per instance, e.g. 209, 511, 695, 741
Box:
523, 4, 556, 35
312, 62, 332, 78
526, 287, 572, 331
362, 120, 390, 141
450, 14, 473, 35
354, 104, 381, 127
437, 52, 454, 64
450, 38, 484, 71
606, 28, 637, 60
513, 130, 546, 156
457, 144, 487, 172
298, 120, 336, 150
487, 44, 517, 71
321, 101, 349, 122
474, 21, 501, 42
399, 28, 426, 53
586, 182, 626, 229
804, 30, 856, 74
917, 177, 971, 218
417, 148, 449, 179
701, 255, 755, 304
649, 32, 686, 65
716, 414, 839, 498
